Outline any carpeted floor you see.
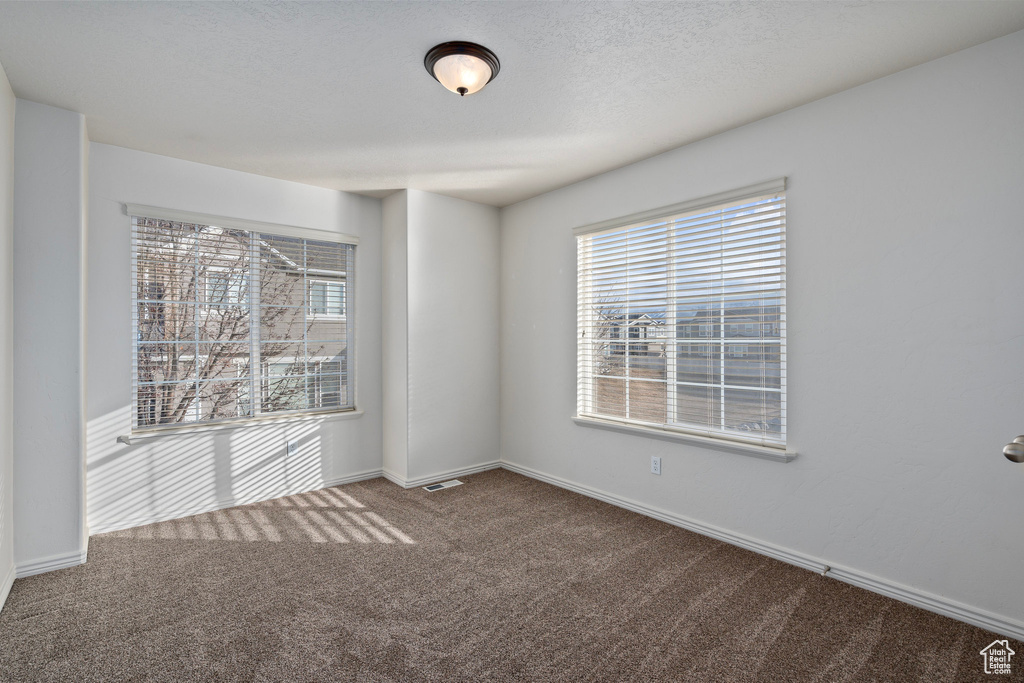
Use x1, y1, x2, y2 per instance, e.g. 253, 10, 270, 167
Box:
0, 469, 1018, 682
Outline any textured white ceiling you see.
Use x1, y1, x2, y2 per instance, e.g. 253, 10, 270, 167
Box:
0, 1, 1022, 206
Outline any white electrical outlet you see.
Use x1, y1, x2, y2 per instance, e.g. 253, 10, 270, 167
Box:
651, 456, 661, 475
286, 440, 298, 455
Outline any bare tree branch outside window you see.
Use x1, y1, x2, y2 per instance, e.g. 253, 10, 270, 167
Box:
133, 217, 354, 428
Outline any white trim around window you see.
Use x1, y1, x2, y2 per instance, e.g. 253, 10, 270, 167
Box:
117, 409, 365, 445
574, 179, 789, 458
572, 416, 796, 462
573, 179, 785, 238
124, 203, 360, 246
308, 278, 346, 318
129, 205, 358, 433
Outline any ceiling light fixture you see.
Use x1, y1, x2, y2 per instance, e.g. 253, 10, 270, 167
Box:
424, 41, 500, 97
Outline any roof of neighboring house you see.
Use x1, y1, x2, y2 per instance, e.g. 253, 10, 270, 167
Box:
605, 312, 663, 325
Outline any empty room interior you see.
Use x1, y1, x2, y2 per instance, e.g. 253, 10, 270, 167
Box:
0, 1, 1023, 680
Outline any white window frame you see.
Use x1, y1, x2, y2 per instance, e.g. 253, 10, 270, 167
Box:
572, 180, 795, 462
308, 278, 346, 318
127, 204, 360, 434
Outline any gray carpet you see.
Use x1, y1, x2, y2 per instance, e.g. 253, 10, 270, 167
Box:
0, 469, 1018, 682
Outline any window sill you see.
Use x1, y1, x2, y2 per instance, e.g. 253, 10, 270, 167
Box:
117, 409, 363, 445
572, 415, 796, 463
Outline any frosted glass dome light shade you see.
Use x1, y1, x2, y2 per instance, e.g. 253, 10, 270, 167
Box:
425, 42, 500, 97
433, 54, 491, 95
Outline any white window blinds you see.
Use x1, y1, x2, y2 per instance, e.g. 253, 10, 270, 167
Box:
576, 181, 786, 448
131, 213, 356, 429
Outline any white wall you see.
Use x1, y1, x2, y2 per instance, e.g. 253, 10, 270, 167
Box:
381, 189, 500, 485
381, 191, 409, 481
12, 100, 89, 573
500, 28, 1024, 630
86, 143, 383, 533
406, 190, 500, 481
0, 61, 15, 607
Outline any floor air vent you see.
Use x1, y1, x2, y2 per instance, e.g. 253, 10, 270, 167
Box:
423, 479, 463, 492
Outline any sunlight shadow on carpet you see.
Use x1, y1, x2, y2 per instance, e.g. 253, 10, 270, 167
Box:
102, 486, 415, 544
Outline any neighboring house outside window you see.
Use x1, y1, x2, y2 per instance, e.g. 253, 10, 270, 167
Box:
575, 180, 787, 449
130, 208, 357, 429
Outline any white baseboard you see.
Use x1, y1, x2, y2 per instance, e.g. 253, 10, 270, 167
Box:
500, 461, 1024, 641
0, 561, 14, 611
384, 461, 502, 489
88, 468, 384, 536
16, 544, 89, 579
824, 566, 1024, 642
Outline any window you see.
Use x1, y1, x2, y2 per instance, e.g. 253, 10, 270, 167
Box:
309, 279, 345, 317
205, 270, 245, 306
131, 208, 357, 429
575, 180, 786, 448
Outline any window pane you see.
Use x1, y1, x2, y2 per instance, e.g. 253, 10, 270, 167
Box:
309, 280, 345, 316
260, 342, 307, 374
319, 378, 343, 409
310, 282, 327, 312
578, 188, 785, 446
137, 342, 196, 386
304, 238, 346, 273
306, 339, 346, 361
675, 384, 721, 431
675, 342, 721, 385
258, 305, 309, 342
204, 271, 247, 306
198, 380, 251, 422
262, 373, 308, 413
592, 377, 627, 418
196, 304, 250, 343
136, 380, 198, 427
137, 302, 196, 343
133, 215, 356, 428
258, 235, 306, 309
260, 343, 307, 412
258, 272, 305, 309
306, 317, 346, 344
723, 388, 782, 436
723, 342, 781, 390
259, 234, 304, 271
590, 338, 626, 374
135, 222, 197, 304
628, 378, 667, 424
196, 342, 249, 383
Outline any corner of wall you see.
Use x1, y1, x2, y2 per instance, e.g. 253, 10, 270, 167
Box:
381, 191, 409, 480
12, 99, 89, 572
403, 190, 500, 480
0, 58, 15, 612
77, 112, 89, 552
